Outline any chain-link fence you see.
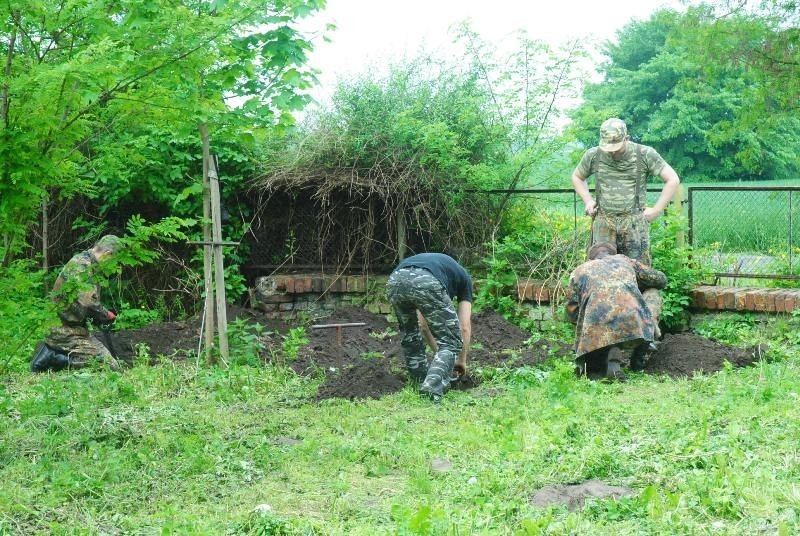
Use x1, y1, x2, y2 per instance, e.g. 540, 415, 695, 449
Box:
688, 186, 800, 280
243, 185, 800, 281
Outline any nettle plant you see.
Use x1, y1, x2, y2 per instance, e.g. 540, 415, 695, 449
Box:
651, 209, 709, 330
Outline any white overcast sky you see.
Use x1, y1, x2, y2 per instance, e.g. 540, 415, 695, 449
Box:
300, 0, 688, 106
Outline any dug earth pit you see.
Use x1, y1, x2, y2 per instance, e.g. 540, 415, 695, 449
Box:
110, 305, 765, 401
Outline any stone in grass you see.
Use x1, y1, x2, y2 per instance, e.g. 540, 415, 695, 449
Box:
430, 458, 453, 473
529, 480, 634, 511
273, 436, 302, 447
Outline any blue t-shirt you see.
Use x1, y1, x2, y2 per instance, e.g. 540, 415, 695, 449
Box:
395, 253, 473, 302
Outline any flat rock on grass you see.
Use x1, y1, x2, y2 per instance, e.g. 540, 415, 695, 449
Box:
530, 480, 634, 511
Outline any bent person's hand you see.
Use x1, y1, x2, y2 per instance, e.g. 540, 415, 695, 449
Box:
584, 200, 597, 217
453, 359, 467, 378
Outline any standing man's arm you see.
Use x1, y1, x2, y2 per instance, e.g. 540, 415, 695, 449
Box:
571, 169, 597, 217
643, 164, 680, 222
453, 300, 472, 376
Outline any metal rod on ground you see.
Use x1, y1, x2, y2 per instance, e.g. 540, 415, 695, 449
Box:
209, 155, 229, 364
311, 322, 367, 347
199, 123, 215, 363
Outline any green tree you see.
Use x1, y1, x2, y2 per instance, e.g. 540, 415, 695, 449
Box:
0, 0, 326, 265
569, 7, 800, 183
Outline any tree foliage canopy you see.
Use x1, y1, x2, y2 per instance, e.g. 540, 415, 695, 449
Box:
0, 0, 326, 261
569, 4, 800, 182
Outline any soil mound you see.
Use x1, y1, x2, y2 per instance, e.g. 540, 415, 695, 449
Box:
111, 305, 290, 363
644, 333, 761, 378
108, 305, 766, 401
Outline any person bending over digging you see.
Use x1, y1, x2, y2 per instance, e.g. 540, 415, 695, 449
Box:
565, 242, 667, 382
31, 234, 124, 372
386, 252, 473, 403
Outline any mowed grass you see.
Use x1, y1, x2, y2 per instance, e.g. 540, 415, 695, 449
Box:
2, 351, 800, 535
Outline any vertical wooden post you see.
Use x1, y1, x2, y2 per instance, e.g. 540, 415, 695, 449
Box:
41, 193, 49, 273
199, 123, 215, 362
396, 204, 406, 261
674, 184, 685, 248
208, 155, 229, 363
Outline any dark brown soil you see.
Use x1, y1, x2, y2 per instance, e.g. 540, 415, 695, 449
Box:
109, 305, 291, 364
107, 305, 765, 401
643, 333, 762, 378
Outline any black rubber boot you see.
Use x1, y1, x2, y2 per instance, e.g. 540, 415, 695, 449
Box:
605, 360, 627, 382
30, 343, 70, 372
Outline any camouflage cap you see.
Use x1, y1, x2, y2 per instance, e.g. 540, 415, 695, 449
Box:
599, 118, 628, 152
94, 234, 124, 254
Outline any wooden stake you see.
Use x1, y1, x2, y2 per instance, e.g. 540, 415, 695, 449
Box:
674, 184, 685, 248
396, 204, 407, 261
208, 155, 229, 363
199, 123, 215, 363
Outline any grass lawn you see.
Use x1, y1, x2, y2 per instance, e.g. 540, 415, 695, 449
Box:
2, 350, 800, 535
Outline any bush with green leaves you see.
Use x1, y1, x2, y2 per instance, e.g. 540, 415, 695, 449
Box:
650, 209, 710, 330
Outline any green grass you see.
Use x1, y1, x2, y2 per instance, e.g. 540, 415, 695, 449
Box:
3, 341, 800, 534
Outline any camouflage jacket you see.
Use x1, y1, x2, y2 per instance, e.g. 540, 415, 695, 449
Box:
575, 142, 667, 214
565, 254, 667, 357
51, 251, 110, 327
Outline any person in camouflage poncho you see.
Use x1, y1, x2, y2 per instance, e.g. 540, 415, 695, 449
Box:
386, 253, 473, 402
32, 235, 124, 372
566, 243, 667, 381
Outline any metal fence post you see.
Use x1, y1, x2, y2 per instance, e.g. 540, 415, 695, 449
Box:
790, 190, 793, 274
687, 187, 694, 247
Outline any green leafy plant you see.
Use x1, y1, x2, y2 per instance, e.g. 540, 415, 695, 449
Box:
281, 327, 309, 363
228, 319, 270, 367
651, 208, 710, 330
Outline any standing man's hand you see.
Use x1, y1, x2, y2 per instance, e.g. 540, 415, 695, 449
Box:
584, 199, 598, 217
643, 207, 660, 222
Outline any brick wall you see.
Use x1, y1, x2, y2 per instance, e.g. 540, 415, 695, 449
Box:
249, 274, 392, 318
516, 277, 800, 314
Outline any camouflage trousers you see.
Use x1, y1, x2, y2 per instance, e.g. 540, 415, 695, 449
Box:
386, 268, 463, 396
45, 324, 121, 370
592, 211, 662, 336
591, 211, 651, 264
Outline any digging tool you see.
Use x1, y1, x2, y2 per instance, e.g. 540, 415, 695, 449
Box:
98, 323, 119, 359
310, 322, 366, 347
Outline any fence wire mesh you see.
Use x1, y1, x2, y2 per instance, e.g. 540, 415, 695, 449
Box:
688, 187, 800, 280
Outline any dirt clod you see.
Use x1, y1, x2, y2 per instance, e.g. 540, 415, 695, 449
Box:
530, 480, 634, 510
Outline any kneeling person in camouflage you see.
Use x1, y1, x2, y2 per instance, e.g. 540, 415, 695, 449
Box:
566, 243, 667, 381
387, 253, 473, 402
32, 235, 124, 372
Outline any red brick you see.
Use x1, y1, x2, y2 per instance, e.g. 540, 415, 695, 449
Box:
785, 291, 800, 313
285, 277, 296, 293
691, 286, 713, 308
753, 290, 768, 311
722, 289, 736, 310
774, 290, 788, 313
766, 289, 783, 312
745, 290, 757, 311
733, 287, 753, 310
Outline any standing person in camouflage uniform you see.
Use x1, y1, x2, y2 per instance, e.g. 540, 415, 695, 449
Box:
566, 243, 667, 381
32, 235, 124, 372
570, 117, 680, 343
386, 253, 473, 402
